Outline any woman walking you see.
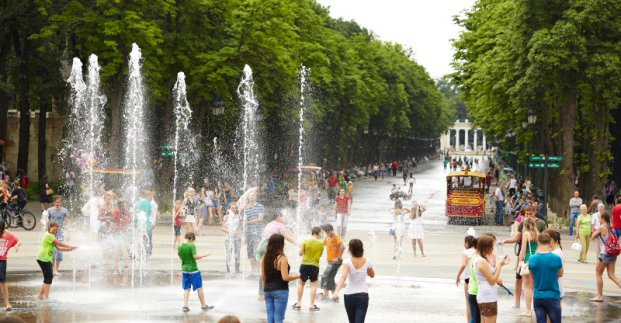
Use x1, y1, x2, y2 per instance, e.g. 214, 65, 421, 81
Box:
576, 204, 592, 263
407, 201, 426, 257
46, 196, 71, 276
473, 235, 511, 323
39, 176, 53, 211
262, 234, 300, 323
518, 218, 539, 317
590, 212, 621, 302
0, 221, 20, 310
333, 239, 375, 323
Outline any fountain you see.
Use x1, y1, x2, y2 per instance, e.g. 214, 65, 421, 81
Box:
296, 65, 308, 241
236, 64, 261, 193
124, 43, 150, 288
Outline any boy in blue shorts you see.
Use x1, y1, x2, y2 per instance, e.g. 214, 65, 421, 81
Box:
178, 232, 214, 312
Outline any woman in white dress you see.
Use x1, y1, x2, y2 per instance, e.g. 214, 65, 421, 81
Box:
407, 201, 426, 257
389, 207, 406, 260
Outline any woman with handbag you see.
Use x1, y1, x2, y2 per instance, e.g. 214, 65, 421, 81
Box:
589, 212, 621, 302
518, 217, 539, 317
39, 176, 53, 211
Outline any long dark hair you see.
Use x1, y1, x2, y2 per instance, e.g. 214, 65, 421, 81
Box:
0, 221, 5, 237
262, 234, 285, 284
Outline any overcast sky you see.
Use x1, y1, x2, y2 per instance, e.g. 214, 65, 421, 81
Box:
315, 0, 475, 79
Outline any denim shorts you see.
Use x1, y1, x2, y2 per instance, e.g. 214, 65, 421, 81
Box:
599, 253, 617, 264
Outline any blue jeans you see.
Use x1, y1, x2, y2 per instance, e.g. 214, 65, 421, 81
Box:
614, 228, 621, 238
344, 293, 369, 323
495, 201, 504, 225
264, 289, 289, 323
534, 298, 561, 323
467, 293, 481, 323
569, 211, 580, 235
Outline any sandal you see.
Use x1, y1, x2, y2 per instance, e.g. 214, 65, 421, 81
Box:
292, 303, 301, 310
202, 305, 215, 311
518, 311, 532, 317
309, 305, 320, 311
182, 306, 190, 312
590, 298, 604, 302
6, 306, 12, 312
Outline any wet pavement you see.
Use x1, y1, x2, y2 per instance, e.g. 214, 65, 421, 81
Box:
5, 157, 621, 322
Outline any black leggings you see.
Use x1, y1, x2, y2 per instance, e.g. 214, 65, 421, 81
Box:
37, 260, 53, 284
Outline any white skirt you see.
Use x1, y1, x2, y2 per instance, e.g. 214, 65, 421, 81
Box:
407, 221, 424, 240
184, 215, 197, 223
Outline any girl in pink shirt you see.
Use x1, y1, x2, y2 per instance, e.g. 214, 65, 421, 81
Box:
0, 221, 20, 311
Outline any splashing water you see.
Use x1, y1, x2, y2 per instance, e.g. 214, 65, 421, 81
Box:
296, 65, 308, 241
84, 55, 107, 200
124, 43, 149, 288
172, 72, 193, 204
236, 65, 261, 193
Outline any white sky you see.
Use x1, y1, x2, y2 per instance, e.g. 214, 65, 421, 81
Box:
316, 0, 475, 79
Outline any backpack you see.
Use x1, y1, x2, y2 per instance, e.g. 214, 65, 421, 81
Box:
599, 229, 621, 257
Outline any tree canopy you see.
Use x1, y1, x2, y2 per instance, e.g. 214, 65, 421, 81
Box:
2, 0, 456, 176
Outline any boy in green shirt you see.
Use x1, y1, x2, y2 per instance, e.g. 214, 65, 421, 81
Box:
293, 227, 325, 311
37, 222, 78, 301
178, 232, 214, 312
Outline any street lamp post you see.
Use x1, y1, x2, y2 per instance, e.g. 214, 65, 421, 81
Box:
528, 104, 546, 217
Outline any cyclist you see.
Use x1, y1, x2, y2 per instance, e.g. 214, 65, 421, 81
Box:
9, 181, 27, 212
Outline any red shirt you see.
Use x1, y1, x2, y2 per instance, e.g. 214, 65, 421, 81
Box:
112, 208, 131, 232
391, 162, 398, 169
612, 205, 621, 229
0, 234, 19, 260
335, 195, 351, 214
327, 176, 338, 187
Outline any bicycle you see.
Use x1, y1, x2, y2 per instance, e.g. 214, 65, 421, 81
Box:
0, 204, 36, 231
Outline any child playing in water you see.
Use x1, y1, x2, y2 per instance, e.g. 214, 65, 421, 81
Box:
173, 200, 183, 249
389, 207, 406, 259
178, 232, 214, 312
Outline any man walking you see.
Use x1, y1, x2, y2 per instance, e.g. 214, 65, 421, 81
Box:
612, 196, 621, 238
494, 182, 505, 225
568, 191, 582, 236
293, 227, 324, 311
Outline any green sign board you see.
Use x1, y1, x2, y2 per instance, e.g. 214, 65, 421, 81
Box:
529, 156, 544, 161
548, 156, 564, 161
528, 162, 560, 169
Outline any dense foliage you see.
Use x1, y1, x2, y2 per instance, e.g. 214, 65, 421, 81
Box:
453, 0, 621, 216
1, 0, 455, 178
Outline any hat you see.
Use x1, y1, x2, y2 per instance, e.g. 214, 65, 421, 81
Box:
321, 223, 334, 232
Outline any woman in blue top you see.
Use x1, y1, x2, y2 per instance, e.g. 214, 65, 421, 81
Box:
518, 217, 539, 317
47, 196, 71, 276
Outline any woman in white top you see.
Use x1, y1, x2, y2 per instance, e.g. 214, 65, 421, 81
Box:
333, 239, 375, 323
474, 235, 510, 323
221, 203, 242, 274
389, 207, 406, 260
407, 201, 426, 257
456, 235, 477, 322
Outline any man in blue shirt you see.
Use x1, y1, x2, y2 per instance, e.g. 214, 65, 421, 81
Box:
529, 232, 563, 323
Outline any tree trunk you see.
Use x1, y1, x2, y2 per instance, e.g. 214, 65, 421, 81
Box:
12, 26, 31, 173
0, 33, 10, 164
38, 99, 48, 182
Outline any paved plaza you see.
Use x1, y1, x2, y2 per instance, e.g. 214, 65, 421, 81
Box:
4, 158, 621, 322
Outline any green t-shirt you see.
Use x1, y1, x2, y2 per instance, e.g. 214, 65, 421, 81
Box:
468, 255, 478, 295
37, 232, 56, 263
178, 243, 198, 272
576, 214, 592, 235
301, 238, 325, 267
